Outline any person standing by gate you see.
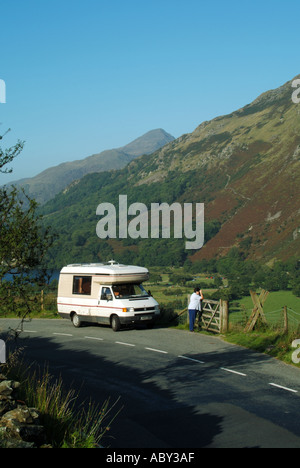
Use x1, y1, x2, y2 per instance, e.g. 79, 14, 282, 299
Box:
188, 287, 204, 332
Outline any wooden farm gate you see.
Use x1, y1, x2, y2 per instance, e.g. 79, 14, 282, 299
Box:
199, 299, 229, 333
176, 297, 229, 333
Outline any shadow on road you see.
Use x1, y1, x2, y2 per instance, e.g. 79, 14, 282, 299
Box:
2, 330, 223, 448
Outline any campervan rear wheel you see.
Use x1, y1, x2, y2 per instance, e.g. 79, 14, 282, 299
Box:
111, 314, 121, 332
71, 313, 82, 328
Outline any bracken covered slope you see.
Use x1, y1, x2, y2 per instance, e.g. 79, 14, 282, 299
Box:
132, 75, 300, 262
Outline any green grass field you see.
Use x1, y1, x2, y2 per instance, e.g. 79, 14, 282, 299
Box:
237, 290, 300, 314
230, 290, 300, 331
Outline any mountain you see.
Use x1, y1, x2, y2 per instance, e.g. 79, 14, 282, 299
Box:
8, 129, 175, 205
41, 75, 300, 267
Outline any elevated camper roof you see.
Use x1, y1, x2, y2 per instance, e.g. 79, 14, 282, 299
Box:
59, 260, 149, 284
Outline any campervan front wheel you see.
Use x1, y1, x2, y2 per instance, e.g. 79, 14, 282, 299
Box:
71, 313, 82, 328
111, 314, 121, 332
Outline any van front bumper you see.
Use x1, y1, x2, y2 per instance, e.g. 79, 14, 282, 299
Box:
120, 312, 158, 325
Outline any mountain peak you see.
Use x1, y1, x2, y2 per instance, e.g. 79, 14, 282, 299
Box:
121, 129, 175, 156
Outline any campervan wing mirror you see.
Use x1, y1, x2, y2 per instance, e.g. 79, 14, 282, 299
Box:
101, 292, 112, 301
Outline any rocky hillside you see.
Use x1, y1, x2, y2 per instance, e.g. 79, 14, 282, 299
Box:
135, 76, 300, 262
41, 75, 300, 267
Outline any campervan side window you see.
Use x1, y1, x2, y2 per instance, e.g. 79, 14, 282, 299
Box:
72, 276, 92, 295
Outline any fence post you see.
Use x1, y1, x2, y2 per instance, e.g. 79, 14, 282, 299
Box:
221, 300, 229, 333
283, 306, 288, 334
41, 290, 44, 312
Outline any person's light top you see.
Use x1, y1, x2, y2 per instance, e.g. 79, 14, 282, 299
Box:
188, 292, 201, 310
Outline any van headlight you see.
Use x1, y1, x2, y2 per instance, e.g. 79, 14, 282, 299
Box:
122, 307, 135, 313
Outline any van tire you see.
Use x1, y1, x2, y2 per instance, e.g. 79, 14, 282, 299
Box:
71, 313, 82, 328
111, 315, 121, 332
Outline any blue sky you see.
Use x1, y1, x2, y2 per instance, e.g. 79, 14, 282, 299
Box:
0, 0, 299, 183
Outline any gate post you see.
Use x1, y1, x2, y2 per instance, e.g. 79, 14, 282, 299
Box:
221, 300, 229, 333
283, 306, 288, 334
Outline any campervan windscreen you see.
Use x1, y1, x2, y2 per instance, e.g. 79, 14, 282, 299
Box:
112, 284, 149, 299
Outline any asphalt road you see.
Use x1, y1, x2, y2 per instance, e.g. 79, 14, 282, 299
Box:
1, 318, 300, 448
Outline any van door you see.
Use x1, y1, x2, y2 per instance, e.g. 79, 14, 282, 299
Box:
98, 286, 113, 324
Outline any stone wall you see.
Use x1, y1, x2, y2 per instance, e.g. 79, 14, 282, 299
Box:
0, 373, 48, 448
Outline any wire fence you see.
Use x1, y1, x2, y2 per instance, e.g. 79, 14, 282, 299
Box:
286, 307, 300, 330
229, 305, 300, 333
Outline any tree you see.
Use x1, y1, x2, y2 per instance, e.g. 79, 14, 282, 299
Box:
0, 136, 56, 319
213, 275, 223, 289
258, 262, 289, 292
289, 259, 300, 297
0, 138, 24, 174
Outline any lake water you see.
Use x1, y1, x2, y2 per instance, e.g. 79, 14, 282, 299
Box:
3, 269, 61, 284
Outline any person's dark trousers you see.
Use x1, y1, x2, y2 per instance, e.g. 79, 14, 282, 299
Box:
189, 309, 197, 331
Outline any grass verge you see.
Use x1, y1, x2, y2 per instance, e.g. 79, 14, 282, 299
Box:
223, 327, 300, 367
2, 350, 122, 448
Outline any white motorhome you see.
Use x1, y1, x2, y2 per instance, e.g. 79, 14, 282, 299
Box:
57, 260, 160, 331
